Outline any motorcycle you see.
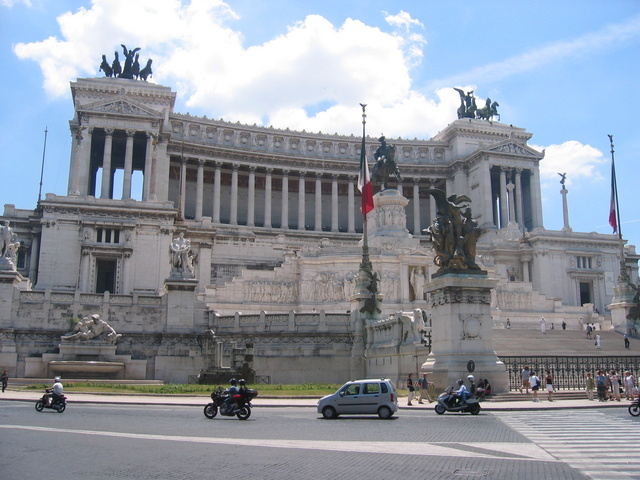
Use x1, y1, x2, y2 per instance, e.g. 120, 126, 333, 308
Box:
203, 386, 258, 420
629, 397, 640, 416
434, 386, 481, 415
35, 389, 67, 413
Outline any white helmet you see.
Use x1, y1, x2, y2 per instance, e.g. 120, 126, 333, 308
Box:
54, 376, 61, 382
467, 375, 475, 381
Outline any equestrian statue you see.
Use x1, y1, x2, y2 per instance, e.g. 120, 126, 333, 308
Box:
370, 136, 401, 190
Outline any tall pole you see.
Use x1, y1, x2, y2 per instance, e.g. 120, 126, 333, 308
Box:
37, 127, 48, 210
360, 103, 370, 262
609, 134, 629, 284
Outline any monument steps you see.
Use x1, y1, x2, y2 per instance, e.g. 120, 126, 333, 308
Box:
492, 327, 634, 357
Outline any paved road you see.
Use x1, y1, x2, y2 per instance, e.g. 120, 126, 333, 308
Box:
4, 399, 636, 479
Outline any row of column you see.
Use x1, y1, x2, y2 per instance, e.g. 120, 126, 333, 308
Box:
183, 160, 437, 235
496, 166, 542, 229
69, 126, 155, 200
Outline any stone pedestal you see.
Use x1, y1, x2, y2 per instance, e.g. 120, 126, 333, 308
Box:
165, 278, 199, 329
420, 273, 509, 393
368, 189, 418, 248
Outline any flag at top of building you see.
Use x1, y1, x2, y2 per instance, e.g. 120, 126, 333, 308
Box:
357, 104, 374, 217
608, 134, 618, 234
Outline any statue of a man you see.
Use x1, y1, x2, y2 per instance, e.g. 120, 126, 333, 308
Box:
171, 233, 191, 272
0, 221, 16, 258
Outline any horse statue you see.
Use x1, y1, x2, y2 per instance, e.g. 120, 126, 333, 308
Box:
454, 87, 476, 119
476, 98, 500, 121
139, 59, 153, 81
111, 51, 122, 77
370, 136, 401, 190
99, 54, 113, 77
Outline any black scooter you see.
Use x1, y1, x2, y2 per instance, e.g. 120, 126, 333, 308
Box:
629, 396, 640, 416
434, 386, 481, 415
35, 389, 67, 413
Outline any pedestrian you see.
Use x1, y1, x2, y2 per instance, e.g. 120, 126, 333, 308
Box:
595, 334, 601, 349
624, 371, 635, 400
624, 332, 630, 349
1, 370, 8, 393
562, 320, 566, 330
609, 370, 621, 401
586, 324, 592, 339
585, 372, 594, 400
540, 317, 546, 334
530, 371, 540, 402
545, 370, 554, 402
406, 373, 415, 406
418, 373, 432, 404
551, 322, 555, 330
519, 365, 531, 394
505, 318, 511, 329
596, 370, 607, 401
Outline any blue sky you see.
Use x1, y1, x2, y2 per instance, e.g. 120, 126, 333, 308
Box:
1, 0, 639, 251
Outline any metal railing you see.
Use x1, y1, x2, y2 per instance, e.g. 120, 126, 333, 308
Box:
499, 356, 640, 391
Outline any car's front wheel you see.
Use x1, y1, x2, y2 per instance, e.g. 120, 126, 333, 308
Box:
322, 406, 338, 419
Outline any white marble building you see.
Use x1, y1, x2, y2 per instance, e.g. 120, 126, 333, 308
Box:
0, 76, 637, 383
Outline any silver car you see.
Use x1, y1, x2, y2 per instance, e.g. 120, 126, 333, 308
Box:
317, 378, 398, 419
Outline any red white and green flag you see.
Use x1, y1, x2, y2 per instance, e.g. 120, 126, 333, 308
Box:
358, 135, 374, 216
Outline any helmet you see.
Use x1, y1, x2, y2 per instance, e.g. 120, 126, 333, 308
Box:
229, 378, 237, 386
467, 375, 475, 381
239, 379, 246, 386
457, 379, 464, 386
54, 376, 61, 382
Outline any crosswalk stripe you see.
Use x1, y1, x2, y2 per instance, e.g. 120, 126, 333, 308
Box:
496, 410, 639, 480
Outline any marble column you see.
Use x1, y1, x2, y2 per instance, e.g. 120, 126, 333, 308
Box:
28, 234, 40, 283
506, 182, 516, 225
179, 158, 187, 219
247, 166, 256, 227
429, 179, 437, 225
212, 162, 221, 223
522, 260, 531, 283
80, 250, 91, 292
142, 132, 153, 201
561, 184, 572, 232
298, 171, 306, 230
499, 168, 508, 228
122, 252, 132, 294
331, 174, 339, 232
481, 164, 494, 228
281, 170, 289, 229
68, 125, 91, 196
264, 168, 273, 228
101, 128, 114, 199
413, 180, 421, 235
347, 175, 355, 233
315, 173, 322, 232
195, 159, 204, 221
514, 168, 524, 227
531, 166, 544, 228
122, 130, 135, 199
230, 164, 239, 225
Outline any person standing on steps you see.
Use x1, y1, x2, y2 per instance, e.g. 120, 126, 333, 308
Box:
545, 370, 554, 402
519, 365, 530, 394
530, 371, 540, 402
540, 317, 546, 334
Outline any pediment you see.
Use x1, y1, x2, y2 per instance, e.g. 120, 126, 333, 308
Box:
485, 141, 542, 158
78, 98, 162, 119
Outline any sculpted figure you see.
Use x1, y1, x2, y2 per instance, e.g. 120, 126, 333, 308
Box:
423, 188, 482, 273
61, 314, 121, 344
371, 136, 401, 190
111, 51, 122, 77
170, 232, 191, 273
0, 221, 16, 258
410, 267, 425, 301
120, 44, 141, 79
139, 59, 153, 81
99, 54, 113, 77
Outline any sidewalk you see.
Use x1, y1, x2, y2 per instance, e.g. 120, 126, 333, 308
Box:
0, 388, 631, 412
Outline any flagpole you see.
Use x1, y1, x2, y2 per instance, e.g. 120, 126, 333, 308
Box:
608, 134, 629, 284
37, 127, 48, 211
360, 103, 370, 261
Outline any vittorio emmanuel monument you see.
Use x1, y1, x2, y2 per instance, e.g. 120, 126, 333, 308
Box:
0, 46, 638, 392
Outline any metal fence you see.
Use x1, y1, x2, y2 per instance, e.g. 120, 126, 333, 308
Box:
499, 356, 640, 391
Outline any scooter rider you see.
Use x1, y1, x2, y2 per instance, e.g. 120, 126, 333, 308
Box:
46, 376, 63, 406
453, 379, 468, 406
467, 375, 477, 397
225, 378, 239, 413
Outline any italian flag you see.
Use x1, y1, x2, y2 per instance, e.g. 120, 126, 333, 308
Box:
358, 135, 374, 216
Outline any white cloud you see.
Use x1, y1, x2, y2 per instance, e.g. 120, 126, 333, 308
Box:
532, 140, 605, 186
1, 0, 32, 7
12, 1, 449, 138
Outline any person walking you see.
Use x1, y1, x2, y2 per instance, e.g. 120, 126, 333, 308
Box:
585, 372, 594, 401
519, 365, 531, 394
562, 320, 566, 330
595, 334, 601, 349
530, 371, 540, 402
545, 370, 554, 402
540, 317, 546, 334
418, 373, 432, 404
406, 373, 415, 406
1, 370, 8, 393
624, 332, 630, 349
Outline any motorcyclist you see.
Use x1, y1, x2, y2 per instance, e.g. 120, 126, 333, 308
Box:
467, 375, 477, 397
453, 379, 468, 406
46, 376, 63, 406
224, 378, 238, 413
